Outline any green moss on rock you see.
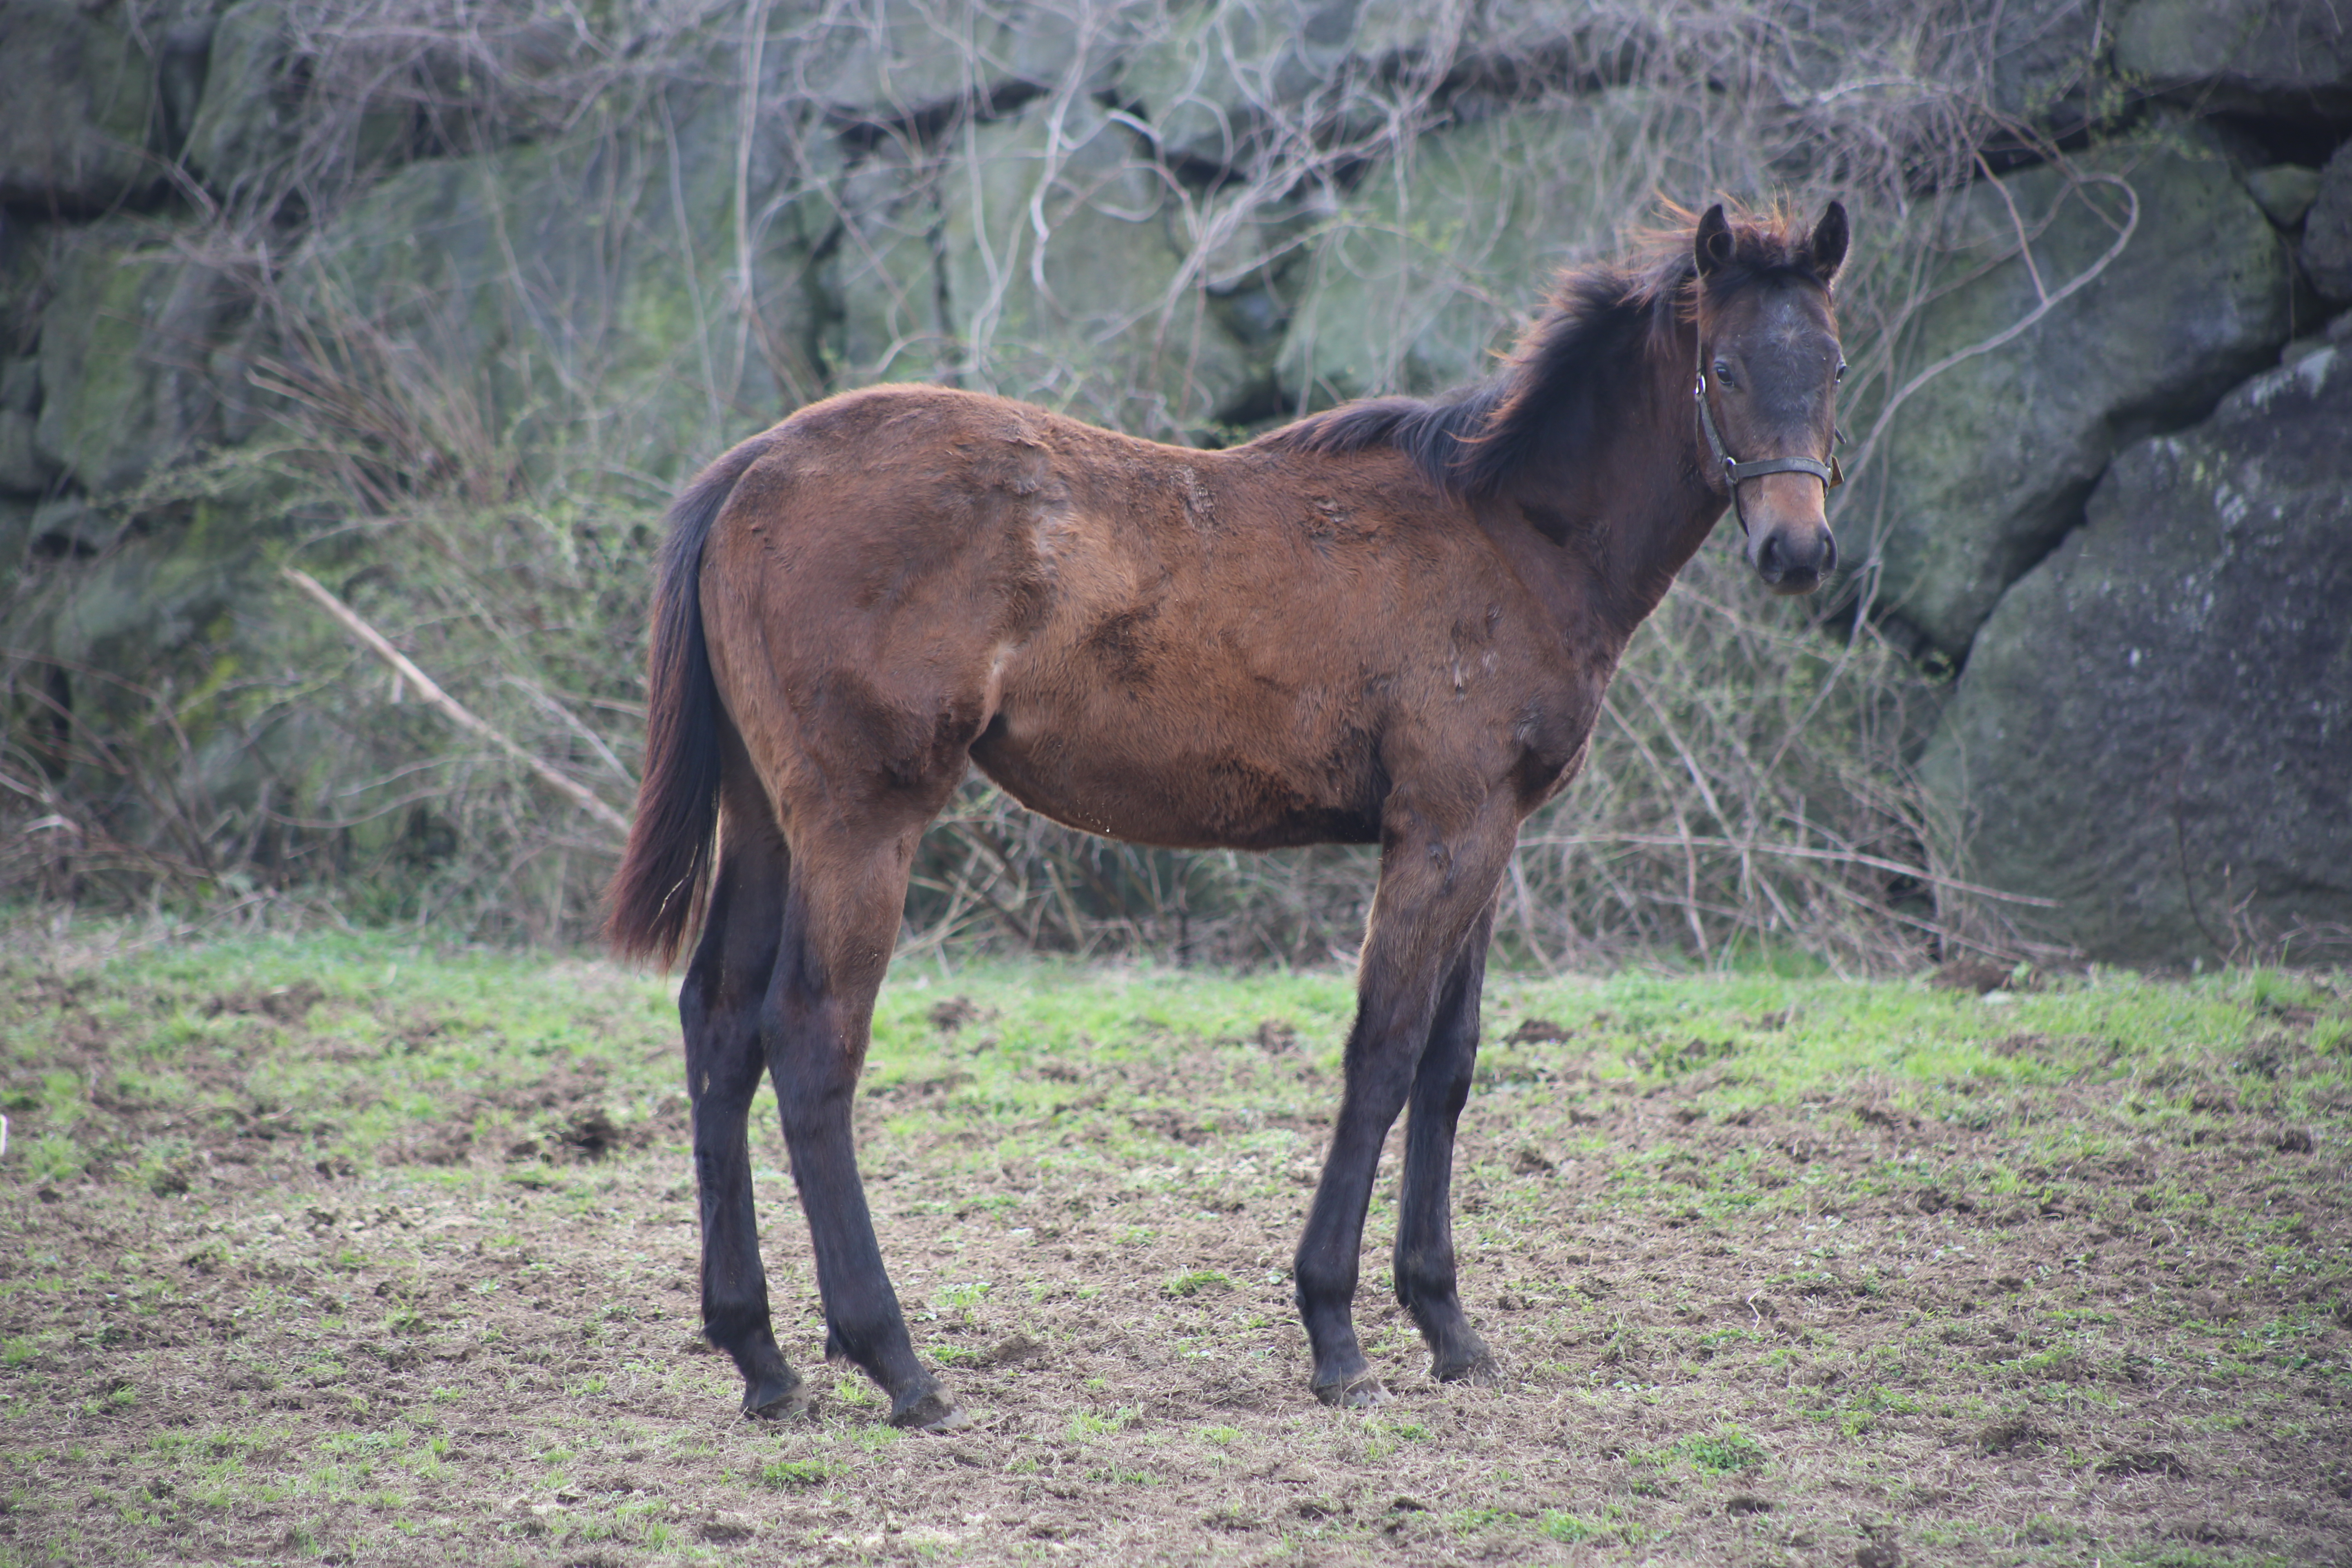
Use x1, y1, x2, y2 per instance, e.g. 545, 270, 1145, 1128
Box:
1861, 126, 2293, 662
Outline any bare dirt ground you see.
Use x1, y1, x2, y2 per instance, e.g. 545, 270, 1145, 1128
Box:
2, 943, 2347, 1565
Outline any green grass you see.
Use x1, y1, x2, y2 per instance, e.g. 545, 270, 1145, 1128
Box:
7, 931, 2341, 1194
1, 926, 2347, 1565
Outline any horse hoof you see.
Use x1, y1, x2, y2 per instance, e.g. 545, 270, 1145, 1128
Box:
912, 1405, 973, 1434
742, 1376, 816, 1421
886, 1385, 964, 1430
1313, 1372, 1392, 1409
1435, 1352, 1503, 1388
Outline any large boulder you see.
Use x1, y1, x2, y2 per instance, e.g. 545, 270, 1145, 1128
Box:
1987, 0, 2118, 134
777, 0, 1136, 124
183, 0, 594, 207
181, 0, 307, 205
2114, 0, 2352, 118
1919, 320, 2352, 964
278, 88, 831, 477
1272, 96, 1664, 408
1857, 130, 2295, 663
828, 93, 1258, 436
35, 225, 238, 497
0, 0, 164, 210
0, 357, 56, 497
1114, 0, 1386, 172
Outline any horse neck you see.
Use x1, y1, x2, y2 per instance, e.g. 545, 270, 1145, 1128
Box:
1488, 313, 1723, 647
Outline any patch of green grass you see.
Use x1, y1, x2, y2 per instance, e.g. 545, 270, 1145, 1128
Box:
757, 1456, 837, 1488
934, 1280, 992, 1308
1540, 1509, 1601, 1542
1066, 1408, 1137, 1441
1674, 1425, 1767, 1473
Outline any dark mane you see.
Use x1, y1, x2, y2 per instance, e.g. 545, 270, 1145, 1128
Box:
1251, 206, 1826, 499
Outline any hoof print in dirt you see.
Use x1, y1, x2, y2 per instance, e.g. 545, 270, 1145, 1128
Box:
1854, 1536, 1903, 1568
1975, 1414, 2047, 1454
697, 1513, 757, 1544
982, 1332, 1042, 1367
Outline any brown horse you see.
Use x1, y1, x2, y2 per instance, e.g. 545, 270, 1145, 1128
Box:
608, 201, 1849, 1427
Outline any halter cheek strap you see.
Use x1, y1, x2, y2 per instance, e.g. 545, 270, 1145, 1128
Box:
1694, 345, 1842, 536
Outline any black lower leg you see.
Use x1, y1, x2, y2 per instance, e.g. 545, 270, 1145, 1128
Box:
683, 850, 806, 1419
1394, 912, 1499, 1384
771, 976, 958, 1429
1294, 1008, 1421, 1406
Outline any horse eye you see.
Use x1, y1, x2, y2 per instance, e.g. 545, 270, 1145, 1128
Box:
1712, 360, 1733, 383
1834, 361, 1848, 383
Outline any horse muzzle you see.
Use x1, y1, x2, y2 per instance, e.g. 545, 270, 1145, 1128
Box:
1747, 515, 1837, 595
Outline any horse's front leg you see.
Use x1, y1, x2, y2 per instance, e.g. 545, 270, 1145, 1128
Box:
1294, 801, 1513, 1406
1394, 901, 1502, 1385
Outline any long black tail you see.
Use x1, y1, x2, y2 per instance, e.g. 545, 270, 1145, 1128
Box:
605, 431, 775, 966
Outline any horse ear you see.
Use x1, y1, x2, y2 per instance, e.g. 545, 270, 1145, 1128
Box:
1694, 203, 1735, 278
1811, 200, 1849, 284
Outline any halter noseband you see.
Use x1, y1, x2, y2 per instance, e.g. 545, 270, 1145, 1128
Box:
1693, 339, 1843, 536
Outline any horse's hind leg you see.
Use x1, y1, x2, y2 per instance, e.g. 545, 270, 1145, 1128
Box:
765, 831, 960, 1430
682, 775, 807, 1418
1394, 902, 1502, 1386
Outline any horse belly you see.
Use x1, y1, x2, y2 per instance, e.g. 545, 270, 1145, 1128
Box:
969, 713, 1382, 851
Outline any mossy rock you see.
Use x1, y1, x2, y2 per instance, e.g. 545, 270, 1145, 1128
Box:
182, 0, 307, 205
35, 223, 240, 497
1987, 0, 2127, 134
2114, 0, 2352, 117
0, 0, 163, 209
776, 0, 1133, 122
2301, 143, 2352, 302
279, 89, 830, 478
1114, 0, 1370, 173
1273, 94, 1676, 409
1920, 323, 2352, 962
832, 92, 1258, 437
1858, 125, 2294, 663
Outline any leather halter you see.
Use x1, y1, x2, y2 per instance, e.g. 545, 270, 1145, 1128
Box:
1693, 337, 1843, 536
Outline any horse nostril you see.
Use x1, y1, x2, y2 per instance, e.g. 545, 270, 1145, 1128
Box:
1755, 532, 1785, 581
1819, 531, 1837, 574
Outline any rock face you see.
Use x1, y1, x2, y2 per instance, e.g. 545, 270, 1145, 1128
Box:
1274, 99, 1664, 408
1858, 131, 2295, 664
0, 1, 165, 210
852, 94, 1258, 429
2115, 0, 2352, 117
1921, 323, 2352, 962
35, 225, 239, 497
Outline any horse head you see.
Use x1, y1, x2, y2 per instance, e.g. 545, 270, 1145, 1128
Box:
1691, 200, 1848, 596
